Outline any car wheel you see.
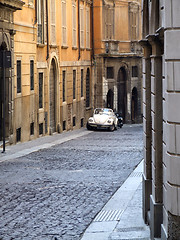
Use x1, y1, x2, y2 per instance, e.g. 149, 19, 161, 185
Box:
109, 123, 115, 131
87, 122, 92, 130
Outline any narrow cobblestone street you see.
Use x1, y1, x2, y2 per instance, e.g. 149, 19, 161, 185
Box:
0, 124, 143, 240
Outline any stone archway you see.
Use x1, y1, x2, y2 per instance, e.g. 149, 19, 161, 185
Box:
107, 89, 114, 109
117, 67, 127, 121
49, 58, 57, 133
131, 87, 138, 123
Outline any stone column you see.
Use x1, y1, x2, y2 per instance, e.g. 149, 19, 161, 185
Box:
148, 34, 163, 239
140, 39, 152, 223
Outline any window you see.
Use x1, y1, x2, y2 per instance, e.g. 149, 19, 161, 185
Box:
80, 7, 84, 48
16, 128, 21, 142
39, 73, 43, 108
73, 70, 76, 99
132, 66, 138, 77
86, 7, 90, 48
107, 67, 114, 79
30, 60, 34, 90
17, 60, 21, 93
37, 0, 45, 44
81, 69, 83, 97
72, 2, 77, 47
51, 0, 56, 44
39, 123, 43, 135
62, 0, 67, 46
86, 68, 90, 108
30, 122, 34, 135
104, 6, 114, 39
129, 4, 139, 40
63, 70, 66, 102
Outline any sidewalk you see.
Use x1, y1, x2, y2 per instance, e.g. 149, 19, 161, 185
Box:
80, 160, 150, 240
0, 129, 91, 162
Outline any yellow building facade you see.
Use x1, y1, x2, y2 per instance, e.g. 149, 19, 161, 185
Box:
10, 0, 93, 144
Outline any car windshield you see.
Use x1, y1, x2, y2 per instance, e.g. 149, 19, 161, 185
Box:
94, 108, 113, 115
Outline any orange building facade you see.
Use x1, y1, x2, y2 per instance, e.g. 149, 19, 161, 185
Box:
6, 0, 94, 144
93, 0, 142, 123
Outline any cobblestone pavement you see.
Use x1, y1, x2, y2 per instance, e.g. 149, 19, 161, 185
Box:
0, 124, 143, 240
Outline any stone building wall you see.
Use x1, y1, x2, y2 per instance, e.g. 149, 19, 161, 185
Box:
141, 0, 180, 239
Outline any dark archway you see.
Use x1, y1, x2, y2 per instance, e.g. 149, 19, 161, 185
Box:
131, 87, 138, 123
49, 58, 56, 133
117, 67, 127, 121
107, 89, 114, 109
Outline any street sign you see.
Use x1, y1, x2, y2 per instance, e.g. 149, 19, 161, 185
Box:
0, 51, 11, 68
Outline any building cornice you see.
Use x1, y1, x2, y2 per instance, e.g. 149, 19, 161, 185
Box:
0, 0, 25, 11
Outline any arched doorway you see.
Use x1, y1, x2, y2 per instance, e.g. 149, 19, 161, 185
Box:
107, 89, 114, 109
49, 59, 56, 133
131, 87, 138, 123
117, 67, 127, 121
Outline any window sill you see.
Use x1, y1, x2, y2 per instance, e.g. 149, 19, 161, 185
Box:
50, 44, 58, 48
37, 43, 45, 48
61, 45, 68, 49
72, 47, 78, 50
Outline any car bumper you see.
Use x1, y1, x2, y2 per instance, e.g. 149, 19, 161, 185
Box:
88, 123, 112, 129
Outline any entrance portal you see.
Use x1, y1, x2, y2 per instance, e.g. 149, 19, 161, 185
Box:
131, 87, 138, 122
117, 67, 127, 121
107, 89, 114, 109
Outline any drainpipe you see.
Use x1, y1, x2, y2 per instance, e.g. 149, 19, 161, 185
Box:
78, 0, 81, 60
91, 0, 95, 60
46, 0, 49, 60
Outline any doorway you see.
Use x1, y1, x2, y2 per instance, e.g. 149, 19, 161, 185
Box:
131, 87, 138, 122
107, 89, 114, 109
117, 67, 127, 120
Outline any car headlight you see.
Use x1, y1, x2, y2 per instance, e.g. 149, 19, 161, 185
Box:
88, 118, 94, 123
107, 119, 113, 123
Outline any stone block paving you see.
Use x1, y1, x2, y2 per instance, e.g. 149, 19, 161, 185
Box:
0, 125, 143, 240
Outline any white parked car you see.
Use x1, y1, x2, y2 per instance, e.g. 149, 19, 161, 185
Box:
86, 108, 118, 131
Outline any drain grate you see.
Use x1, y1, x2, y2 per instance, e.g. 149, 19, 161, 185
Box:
94, 209, 123, 222
130, 172, 142, 177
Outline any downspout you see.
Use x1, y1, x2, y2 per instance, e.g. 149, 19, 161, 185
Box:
91, 0, 95, 60
78, 0, 81, 60
46, 0, 49, 60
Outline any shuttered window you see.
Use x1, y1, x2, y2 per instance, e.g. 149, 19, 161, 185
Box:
62, 0, 67, 46
80, 7, 84, 48
104, 6, 114, 39
37, 0, 45, 44
86, 7, 90, 49
51, 0, 56, 44
72, 3, 77, 47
